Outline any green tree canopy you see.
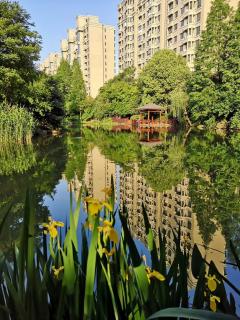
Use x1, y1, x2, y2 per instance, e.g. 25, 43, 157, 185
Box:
188, 0, 237, 127
55, 59, 86, 116
28, 74, 64, 129
84, 67, 139, 119
138, 49, 190, 120
222, 3, 240, 128
55, 59, 71, 111
67, 60, 86, 116
0, 0, 41, 104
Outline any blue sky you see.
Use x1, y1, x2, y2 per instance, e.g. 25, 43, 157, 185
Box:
17, 0, 119, 61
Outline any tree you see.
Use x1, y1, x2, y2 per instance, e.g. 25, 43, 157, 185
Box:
55, 59, 72, 113
67, 60, 86, 116
138, 49, 190, 120
222, 4, 240, 129
28, 74, 64, 129
0, 0, 41, 104
85, 67, 139, 119
188, 0, 233, 126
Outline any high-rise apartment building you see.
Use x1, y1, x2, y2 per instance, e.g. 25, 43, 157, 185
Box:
60, 16, 115, 98
118, 0, 238, 71
39, 52, 61, 75
40, 16, 115, 98
166, 0, 239, 69
118, 0, 167, 71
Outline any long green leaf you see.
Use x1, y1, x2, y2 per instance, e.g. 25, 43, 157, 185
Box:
83, 217, 99, 319
148, 308, 238, 320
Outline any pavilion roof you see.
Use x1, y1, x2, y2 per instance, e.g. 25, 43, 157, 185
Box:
137, 104, 167, 112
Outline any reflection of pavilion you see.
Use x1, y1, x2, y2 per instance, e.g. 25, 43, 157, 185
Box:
119, 163, 226, 286
138, 128, 167, 146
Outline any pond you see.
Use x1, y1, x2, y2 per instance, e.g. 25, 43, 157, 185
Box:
0, 126, 240, 300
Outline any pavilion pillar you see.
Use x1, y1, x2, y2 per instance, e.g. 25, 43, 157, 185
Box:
148, 111, 150, 127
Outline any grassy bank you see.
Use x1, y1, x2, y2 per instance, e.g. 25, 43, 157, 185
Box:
0, 188, 239, 319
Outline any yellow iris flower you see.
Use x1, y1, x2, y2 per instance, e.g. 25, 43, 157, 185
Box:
86, 198, 103, 216
146, 267, 165, 283
210, 295, 221, 312
41, 217, 64, 239
85, 197, 113, 216
52, 266, 64, 279
206, 274, 220, 292
98, 220, 118, 243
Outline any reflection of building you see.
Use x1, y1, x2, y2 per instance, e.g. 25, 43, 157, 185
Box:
62, 173, 82, 201
119, 163, 226, 283
84, 147, 116, 200
40, 16, 115, 98
118, 0, 238, 71
120, 164, 162, 242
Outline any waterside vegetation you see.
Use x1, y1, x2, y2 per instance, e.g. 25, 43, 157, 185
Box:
0, 189, 239, 319
0, 102, 34, 144
1, 0, 240, 145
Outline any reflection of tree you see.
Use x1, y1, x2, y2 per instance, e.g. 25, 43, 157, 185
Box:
0, 143, 36, 175
0, 137, 67, 247
82, 128, 141, 170
64, 135, 89, 182
185, 132, 240, 251
139, 136, 185, 192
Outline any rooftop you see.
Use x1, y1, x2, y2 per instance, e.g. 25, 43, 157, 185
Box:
137, 104, 167, 112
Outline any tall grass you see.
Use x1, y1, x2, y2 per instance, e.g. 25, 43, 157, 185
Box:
0, 101, 34, 144
0, 188, 239, 319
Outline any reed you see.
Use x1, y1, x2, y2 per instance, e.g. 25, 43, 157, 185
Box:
0, 101, 35, 145
0, 188, 239, 320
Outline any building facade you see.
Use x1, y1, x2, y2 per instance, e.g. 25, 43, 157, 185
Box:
39, 52, 61, 75
40, 16, 115, 98
118, 0, 238, 71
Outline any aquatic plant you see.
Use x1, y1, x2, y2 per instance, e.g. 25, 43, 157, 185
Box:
0, 101, 34, 144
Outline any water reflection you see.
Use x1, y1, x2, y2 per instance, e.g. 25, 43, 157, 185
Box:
0, 127, 240, 282
0, 137, 67, 248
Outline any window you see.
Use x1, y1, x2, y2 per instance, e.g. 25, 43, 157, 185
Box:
196, 12, 201, 22
196, 26, 201, 35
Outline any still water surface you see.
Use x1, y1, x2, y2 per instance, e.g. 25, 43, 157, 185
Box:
0, 127, 240, 301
